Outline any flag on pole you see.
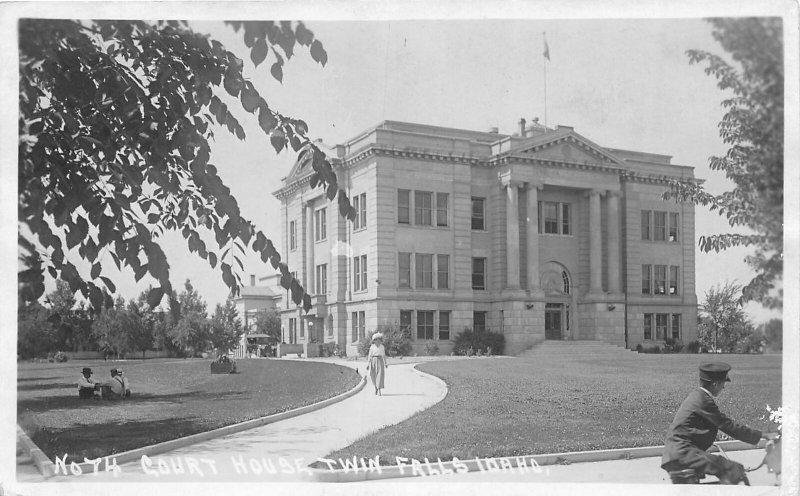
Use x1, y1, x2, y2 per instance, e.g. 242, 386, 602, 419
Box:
543, 38, 550, 61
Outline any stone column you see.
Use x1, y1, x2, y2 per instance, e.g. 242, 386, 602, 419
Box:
502, 178, 521, 289
606, 190, 621, 294
306, 201, 315, 295
526, 183, 543, 294
588, 189, 603, 294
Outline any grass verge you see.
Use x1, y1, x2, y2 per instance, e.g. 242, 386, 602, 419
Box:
17, 358, 360, 461
317, 353, 780, 468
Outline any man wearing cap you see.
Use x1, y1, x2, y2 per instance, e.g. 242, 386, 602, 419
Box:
77, 367, 99, 399
661, 362, 764, 484
108, 368, 131, 399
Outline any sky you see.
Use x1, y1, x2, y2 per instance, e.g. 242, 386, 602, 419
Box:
4, 2, 794, 326
158, 16, 785, 323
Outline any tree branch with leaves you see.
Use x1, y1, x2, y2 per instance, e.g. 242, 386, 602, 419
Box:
663, 18, 783, 308
18, 19, 355, 313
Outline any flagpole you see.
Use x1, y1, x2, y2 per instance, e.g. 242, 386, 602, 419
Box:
543, 32, 548, 130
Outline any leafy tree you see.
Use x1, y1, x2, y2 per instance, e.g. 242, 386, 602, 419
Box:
17, 302, 54, 359
92, 296, 132, 359
252, 308, 282, 341
697, 281, 754, 353
169, 279, 210, 356
665, 18, 783, 308
209, 299, 244, 354
18, 19, 355, 313
127, 293, 157, 359
758, 318, 782, 351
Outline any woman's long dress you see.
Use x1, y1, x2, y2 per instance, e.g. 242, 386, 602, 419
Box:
368, 354, 386, 389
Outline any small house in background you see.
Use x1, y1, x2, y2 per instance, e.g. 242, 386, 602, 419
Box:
231, 274, 280, 358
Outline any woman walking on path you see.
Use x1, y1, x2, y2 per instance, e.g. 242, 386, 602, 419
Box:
367, 333, 388, 395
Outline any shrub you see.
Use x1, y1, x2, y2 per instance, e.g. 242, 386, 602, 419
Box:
54, 351, 68, 362
425, 341, 440, 356
685, 340, 701, 354
664, 338, 684, 354
358, 324, 413, 357
636, 344, 662, 354
453, 327, 505, 356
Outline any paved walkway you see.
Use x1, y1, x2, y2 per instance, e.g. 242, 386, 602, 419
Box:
49, 358, 448, 483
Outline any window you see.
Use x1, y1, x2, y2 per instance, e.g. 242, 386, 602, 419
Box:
654, 265, 667, 295
415, 254, 433, 289
417, 311, 434, 340
289, 318, 296, 343
473, 311, 487, 333
543, 201, 558, 233
562, 271, 570, 294
654, 211, 666, 241
436, 192, 449, 227
398, 189, 410, 224
315, 264, 327, 294
642, 264, 652, 295
641, 210, 651, 241
669, 213, 679, 242
300, 318, 305, 338
353, 193, 367, 230
351, 311, 365, 341
471, 197, 485, 230
289, 220, 296, 250
671, 314, 681, 340
644, 314, 652, 340
538, 201, 571, 235
437, 254, 449, 289
314, 208, 327, 241
414, 191, 433, 226
669, 266, 679, 295
439, 311, 450, 340
398, 252, 411, 288
400, 310, 412, 333
472, 257, 486, 290
353, 254, 367, 292
655, 313, 668, 340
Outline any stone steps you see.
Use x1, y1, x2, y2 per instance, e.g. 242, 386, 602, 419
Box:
520, 340, 639, 358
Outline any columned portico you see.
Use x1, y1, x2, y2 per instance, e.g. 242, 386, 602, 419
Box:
606, 190, 621, 294
501, 175, 523, 289
525, 182, 543, 296
588, 189, 604, 295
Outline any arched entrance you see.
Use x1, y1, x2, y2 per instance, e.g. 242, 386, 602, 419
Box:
540, 262, 572, 340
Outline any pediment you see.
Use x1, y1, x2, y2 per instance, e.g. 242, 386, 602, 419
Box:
512, 132, 624, 167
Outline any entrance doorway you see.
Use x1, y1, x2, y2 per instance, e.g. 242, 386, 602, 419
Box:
545, 303, 564, 340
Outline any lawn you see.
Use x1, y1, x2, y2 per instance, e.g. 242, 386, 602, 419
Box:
318, 353, 781, 467
17, 358, 361, 461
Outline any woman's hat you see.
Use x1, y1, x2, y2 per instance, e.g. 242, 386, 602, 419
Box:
371, 332, 383, 341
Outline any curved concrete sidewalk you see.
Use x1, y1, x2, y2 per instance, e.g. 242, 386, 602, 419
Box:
52, 359, 448, 483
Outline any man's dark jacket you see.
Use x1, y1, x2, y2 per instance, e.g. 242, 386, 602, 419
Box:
662, 387, 762, 468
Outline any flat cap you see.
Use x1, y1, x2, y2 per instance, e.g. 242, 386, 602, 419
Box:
699, 362, 732, 382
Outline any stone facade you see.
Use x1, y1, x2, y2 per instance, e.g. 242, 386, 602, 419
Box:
270, 120, 698, 355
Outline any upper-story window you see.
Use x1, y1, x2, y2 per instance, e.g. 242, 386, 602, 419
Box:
437, 254, 450, 289
471, 197, 485, 230
315, 264, 327, 295
398, 252, 411, 288
289, 220, 296, 251
415, 191, 433, 226
314, 207, 327, 241
472, 257, 486, 290
642, 263, 680, 296
436, 193, 449, 227
415, 253, 434, 289
398, 189, 410, 224
353, 254, 367, 292
538, 201, 571, 235
642, 210, 679, 243
353, 193, 367, 230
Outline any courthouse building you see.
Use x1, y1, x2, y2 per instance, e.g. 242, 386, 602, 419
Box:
269, 119, 698, 355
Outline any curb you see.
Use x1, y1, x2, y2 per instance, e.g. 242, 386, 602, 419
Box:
16, 425, 56, 480
309, 438, 766, 482
37, 365, 366, 478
